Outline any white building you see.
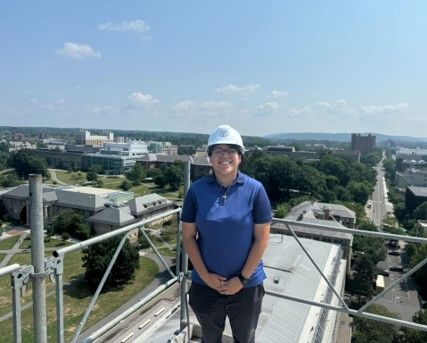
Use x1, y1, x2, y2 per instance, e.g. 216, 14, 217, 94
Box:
396, 169, 427, 188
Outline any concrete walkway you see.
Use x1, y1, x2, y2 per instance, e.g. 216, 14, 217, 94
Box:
0, 232, 29, 268
48, 168, 68, 185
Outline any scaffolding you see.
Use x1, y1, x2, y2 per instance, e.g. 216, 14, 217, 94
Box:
1, 173, 427, 342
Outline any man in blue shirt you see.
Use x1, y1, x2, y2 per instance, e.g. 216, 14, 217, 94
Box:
182, 125, 272, 343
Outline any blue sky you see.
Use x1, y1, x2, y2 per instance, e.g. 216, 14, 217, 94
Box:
1, 1, 426, 137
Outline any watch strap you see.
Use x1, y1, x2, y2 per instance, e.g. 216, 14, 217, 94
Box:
238, 273, 249, 286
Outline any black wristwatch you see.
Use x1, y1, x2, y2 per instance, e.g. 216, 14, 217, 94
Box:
237, 273, 249, 286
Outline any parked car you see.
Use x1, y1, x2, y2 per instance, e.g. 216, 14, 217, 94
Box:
387, 239, 399, 247
388, 250, 401, 256
389, 266, 404, 272
379, 269, 390, 276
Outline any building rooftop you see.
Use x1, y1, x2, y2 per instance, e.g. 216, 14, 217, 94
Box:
1, 184, 58, 203
287, 201, 356, 221
88, 206, 136, 226
407, 186, 427, 197
138, 154, 211, 166
146, 233, 347, 342
127, 193, 174, 216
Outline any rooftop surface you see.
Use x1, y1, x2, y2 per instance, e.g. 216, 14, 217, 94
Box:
408, 186, 427, 197
145, 234, 347, 342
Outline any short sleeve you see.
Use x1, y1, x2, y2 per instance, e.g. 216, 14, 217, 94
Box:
181, 187, 197, 223
253, 184, 272, 224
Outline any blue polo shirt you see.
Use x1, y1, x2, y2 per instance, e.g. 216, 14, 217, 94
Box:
181, 171, 272, 288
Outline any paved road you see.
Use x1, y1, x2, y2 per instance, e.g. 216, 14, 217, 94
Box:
377, 248, 421, 321
366, 161, 394, 228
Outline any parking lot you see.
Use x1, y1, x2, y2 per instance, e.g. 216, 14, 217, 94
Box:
376, 241, 421, 321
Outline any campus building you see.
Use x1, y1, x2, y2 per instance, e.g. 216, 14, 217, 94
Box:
396, 169, 427, 188
82, 141, 149, 174
137, 154, 212, 180
271, 201, 355, 275
76, 130, 114, 147
351, 133, 376, 154
0, 185, 174, 236
405, 186, 427, 212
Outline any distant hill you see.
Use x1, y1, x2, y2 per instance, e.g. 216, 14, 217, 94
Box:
265, 132, 427, 144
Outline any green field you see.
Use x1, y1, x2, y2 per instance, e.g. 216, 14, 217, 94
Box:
0, 236, 20, 250
54, 170, 86, 185
0, 245, 160, 342
52, 169, 182, 199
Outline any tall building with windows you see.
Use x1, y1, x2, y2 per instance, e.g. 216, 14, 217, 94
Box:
351, 133, 376, 154
76, 130, 114, 147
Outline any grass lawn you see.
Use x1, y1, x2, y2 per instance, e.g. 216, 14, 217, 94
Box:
55, 170, 86, 185
0, 235, 20, 250
157, 246, 176, 257
100, 176, 123, 190
0, 251, 159, 342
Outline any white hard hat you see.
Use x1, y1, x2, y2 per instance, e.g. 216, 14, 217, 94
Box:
207, 125, 245, 154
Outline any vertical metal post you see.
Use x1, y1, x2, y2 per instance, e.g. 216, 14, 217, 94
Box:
29, 174, 47, 343
11, 272, 23, 343
176, 213, 181, 278
180, 162, 191, 331
54, 256, 65, 343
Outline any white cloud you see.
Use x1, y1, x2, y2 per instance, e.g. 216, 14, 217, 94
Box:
172, 100, 232, 117
215, 83, 260, 96
360, 102, 409, 114
30, 98, 38, 104
56, 42, 101, 59
288, 106, 313, 116
128, 92, 159, 106
259, 101, 282, 111
57, 98, 66, 105
98, 19, 151, 34
271, 90, 288, 98
316, 99, 348, 113
86, 105, 114, 114
172, 100, 195, 112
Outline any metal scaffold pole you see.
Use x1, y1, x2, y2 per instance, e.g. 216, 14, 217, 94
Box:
29, 174, 48, 343
180, 161, 190, 333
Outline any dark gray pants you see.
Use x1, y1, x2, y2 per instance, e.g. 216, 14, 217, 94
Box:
188, 282, 265, 343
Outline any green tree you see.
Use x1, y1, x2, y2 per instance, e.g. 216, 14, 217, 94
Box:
86, 169, 98, 184
82, 236, 140, 290
413, 202, 427, 220
120, 179, 133, 191
408, 244, 427, 293
125, 164, 146, 185
8, 149, 48, 178
402, 310, 427, 342
347, 181, 372, 205
360, 149, 382, 167
151, 169, 167, 188
352, 304, 400, 343
164, 162, 184, 190
274, 203, 291, 218
50, 209, 91, 240
349, 255, 376, 303
316, 154, 350, 186
0, 172, 21, 187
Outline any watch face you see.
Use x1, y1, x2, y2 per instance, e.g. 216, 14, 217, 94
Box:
239, 273, 248, 285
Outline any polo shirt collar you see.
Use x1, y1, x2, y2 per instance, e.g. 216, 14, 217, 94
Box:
207, 171, 245, 185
